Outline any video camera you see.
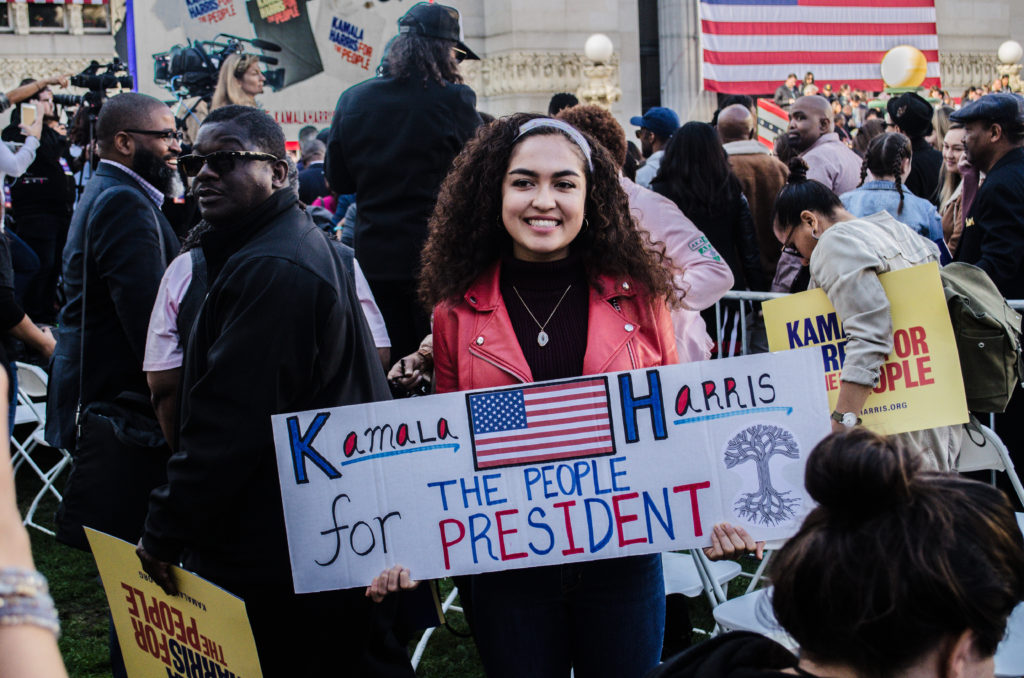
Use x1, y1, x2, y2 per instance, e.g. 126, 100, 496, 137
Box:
49, 59, 132, 112
153, 34, 285, 101
50, 59, 133, 110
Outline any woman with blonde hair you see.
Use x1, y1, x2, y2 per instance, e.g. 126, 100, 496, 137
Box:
210, 53, 265, 110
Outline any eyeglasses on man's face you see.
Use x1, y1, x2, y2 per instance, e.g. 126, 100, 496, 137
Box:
178, 150, 280, 177
121, 128, 184, 142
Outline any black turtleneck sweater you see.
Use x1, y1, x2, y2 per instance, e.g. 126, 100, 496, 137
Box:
498, 253, 589, 382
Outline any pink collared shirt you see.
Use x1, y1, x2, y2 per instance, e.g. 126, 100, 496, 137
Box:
800, 132, 863, 196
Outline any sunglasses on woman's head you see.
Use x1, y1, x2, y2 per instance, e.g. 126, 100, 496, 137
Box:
178, 150, 279, 177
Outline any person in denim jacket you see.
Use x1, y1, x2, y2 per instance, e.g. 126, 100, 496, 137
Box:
840, 132, 942, 242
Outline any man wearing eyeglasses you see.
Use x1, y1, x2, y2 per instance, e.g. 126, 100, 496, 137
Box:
45, 91, 181, 677
326, 2, 481, 363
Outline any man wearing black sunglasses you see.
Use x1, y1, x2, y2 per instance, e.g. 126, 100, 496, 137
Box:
46, 91, 182, 678
137, 105, 410, 676
326, 2, 481, 362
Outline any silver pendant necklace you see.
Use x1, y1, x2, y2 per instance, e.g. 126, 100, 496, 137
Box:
512, 284, 573, 347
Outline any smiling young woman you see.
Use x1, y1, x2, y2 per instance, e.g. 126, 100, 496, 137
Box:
415, 113, 680, 678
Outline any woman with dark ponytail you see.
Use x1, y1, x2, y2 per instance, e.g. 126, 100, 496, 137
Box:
770, 157, 962, 470
650, 428, 1024, 678
839, 132, 942, 241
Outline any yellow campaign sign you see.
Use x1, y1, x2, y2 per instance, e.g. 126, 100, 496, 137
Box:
85, 528, 263, 678
762, 262, 967, 435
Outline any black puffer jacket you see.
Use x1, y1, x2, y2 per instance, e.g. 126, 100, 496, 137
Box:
142, 189, 391, 589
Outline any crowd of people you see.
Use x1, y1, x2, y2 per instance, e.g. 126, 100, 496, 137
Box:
1, 2, 1023, 676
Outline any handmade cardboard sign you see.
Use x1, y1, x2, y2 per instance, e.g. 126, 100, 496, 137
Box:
762, 262, 968, 435
270, 348, 830, 593
86, 529, 263, 678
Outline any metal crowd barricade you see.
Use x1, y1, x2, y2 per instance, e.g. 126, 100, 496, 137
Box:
711, 292, 1024, 449
713, 291, 784, 359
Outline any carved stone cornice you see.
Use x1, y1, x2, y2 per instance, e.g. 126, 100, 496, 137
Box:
939, 52, 1001, 90
462, 51, 620, 99
0, 57, 108, 94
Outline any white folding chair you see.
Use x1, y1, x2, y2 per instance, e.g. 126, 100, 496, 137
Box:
710, 586, 797, 648
410, 586, 464, 670
9, 362, 71, 536
730, 538, 788, 594
957, 421, 1024, 507
663, 550, 743, 609
996, 601, 1024, 678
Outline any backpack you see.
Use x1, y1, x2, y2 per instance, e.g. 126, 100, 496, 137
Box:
939, 262, 1024, 413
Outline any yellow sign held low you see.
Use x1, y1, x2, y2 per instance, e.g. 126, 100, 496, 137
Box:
763, 262, 968, 435
86, 528, 263, 678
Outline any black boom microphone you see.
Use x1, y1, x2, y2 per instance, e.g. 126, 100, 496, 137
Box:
217, 34, 282, 52
258, 55, 280, 66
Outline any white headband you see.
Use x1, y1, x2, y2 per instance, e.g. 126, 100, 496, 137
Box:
514, 118, 594, 172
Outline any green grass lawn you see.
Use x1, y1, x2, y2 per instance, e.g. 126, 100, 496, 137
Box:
15, 445, 763, 678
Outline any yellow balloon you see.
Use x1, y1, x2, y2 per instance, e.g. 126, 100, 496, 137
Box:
881, 45, 928, 88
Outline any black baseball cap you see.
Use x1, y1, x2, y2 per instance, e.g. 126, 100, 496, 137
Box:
886, 92, 933, 138
398, 2, 480, 61
950, 92, 1024, 132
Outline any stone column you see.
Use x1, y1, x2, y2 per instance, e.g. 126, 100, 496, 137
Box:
11, 2, 29, 35
657, 0, 715, 122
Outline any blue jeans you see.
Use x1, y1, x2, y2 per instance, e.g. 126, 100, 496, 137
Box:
469, 554, 665, 678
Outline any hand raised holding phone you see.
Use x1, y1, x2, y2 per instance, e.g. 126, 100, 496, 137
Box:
18, 103, 42, 140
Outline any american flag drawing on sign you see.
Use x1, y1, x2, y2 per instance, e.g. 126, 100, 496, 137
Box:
700, 0, 940, 95
467, 378, 615, 470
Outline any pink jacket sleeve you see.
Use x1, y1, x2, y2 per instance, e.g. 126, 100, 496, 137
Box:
625, 178, 734, 311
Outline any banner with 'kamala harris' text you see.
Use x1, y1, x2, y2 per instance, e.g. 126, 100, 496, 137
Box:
762, 262, 968, 435
271, 348, 830, 593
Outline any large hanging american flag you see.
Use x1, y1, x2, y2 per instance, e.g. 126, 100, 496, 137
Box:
700, 0, 941, 94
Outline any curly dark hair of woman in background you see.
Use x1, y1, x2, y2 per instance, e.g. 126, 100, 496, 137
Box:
857, 132, 912, 215
384, 32, 463, 87
769, 427, 1024, 678
555, 104, 627, 167
418, 112, 678, 309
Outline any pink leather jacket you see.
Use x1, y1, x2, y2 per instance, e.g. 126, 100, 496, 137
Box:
433, 261, 679, 393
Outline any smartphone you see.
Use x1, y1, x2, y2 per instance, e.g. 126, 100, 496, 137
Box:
20, 103, 36, 127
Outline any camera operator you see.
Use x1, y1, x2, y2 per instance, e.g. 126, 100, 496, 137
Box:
2, 77, 76, 325
0, 74, 69, 115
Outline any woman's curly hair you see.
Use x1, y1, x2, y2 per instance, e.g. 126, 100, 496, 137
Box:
418, 113, 677, 309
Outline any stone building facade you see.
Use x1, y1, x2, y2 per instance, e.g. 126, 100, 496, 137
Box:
0, 0, 1019, 132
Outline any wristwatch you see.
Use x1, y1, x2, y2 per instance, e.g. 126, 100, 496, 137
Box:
831, 410, 862, 427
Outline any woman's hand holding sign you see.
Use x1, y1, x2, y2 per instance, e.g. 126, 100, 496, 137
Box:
702, 523, 764, 561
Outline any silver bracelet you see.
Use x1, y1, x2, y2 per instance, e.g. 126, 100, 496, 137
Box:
0, 568, 61, 637
0, 93, 10, 115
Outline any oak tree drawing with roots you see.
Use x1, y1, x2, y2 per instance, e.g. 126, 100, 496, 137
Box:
724, 424, 801, 525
